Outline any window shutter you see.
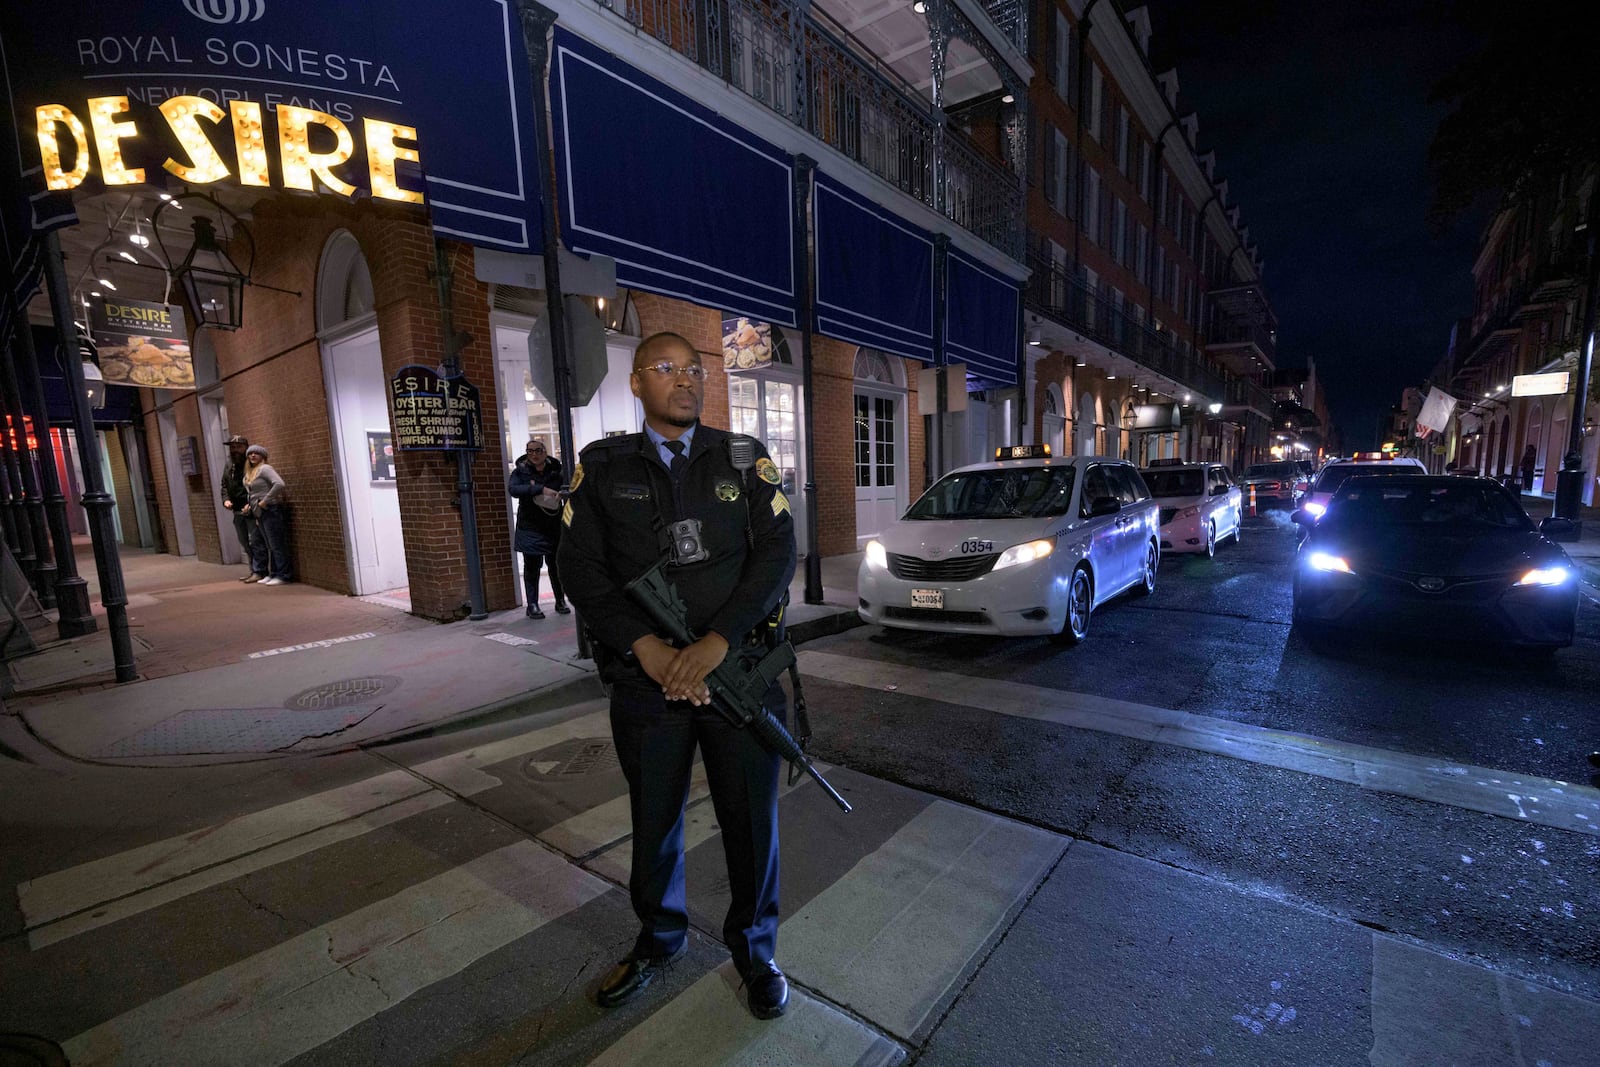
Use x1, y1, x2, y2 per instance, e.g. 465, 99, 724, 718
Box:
1045, 11, 1058, 86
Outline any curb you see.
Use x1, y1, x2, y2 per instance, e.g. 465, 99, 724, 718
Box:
360, 667, 607, 748
789, 607, 865, 646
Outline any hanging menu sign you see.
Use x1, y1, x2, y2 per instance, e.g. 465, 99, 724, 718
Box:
90, 297, 194, 389
390, 365, 481, 451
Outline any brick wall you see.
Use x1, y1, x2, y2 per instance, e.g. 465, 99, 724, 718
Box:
151, 197, 518, 621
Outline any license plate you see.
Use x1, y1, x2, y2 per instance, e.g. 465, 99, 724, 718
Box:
911, 588, 944, 609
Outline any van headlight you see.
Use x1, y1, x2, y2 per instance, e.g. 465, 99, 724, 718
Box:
1307, 551, 1351, 573
993, 538, 1055, 571
1302, 501, 1326, 518
865, 540, 887, 570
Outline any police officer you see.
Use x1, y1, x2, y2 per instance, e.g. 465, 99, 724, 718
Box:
558, 331, 797, 1020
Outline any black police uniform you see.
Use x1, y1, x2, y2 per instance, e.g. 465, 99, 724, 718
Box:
557, 423, 797, 975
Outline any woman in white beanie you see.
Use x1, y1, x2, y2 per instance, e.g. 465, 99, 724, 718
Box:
242, 444, 292, 585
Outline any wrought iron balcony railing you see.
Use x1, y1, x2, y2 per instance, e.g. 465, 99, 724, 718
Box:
599, 0, 1023, 258
1205, 317, 1277, 362
1024, 247, 1226, 403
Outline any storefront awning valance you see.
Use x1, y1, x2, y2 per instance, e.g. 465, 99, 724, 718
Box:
814, 172, 935, 363
548, 28, 797, 327
945, 247, 1020, 387
1, 0, 543, 252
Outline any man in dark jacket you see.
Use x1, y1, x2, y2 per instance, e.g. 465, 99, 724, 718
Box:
219, 434, 264, 581
508, 436, 567, 618
558, 332, 797, 1020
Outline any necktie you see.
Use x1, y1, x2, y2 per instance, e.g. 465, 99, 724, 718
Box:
665, 439, 687, 482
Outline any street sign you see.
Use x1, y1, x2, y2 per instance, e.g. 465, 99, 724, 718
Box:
389, 366, 482, 451
1512, 372, 1569, 397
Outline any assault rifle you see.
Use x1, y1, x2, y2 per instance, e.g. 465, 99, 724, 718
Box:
624, 561, 852, 813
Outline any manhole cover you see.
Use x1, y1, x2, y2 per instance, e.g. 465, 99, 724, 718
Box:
285, 676, 401, 711
522, 737, 618, 780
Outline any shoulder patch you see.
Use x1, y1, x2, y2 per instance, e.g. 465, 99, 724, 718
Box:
568, 463, 584, 494
755, 457, 782, 486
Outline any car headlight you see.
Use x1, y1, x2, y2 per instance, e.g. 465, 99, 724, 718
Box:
1302, 501, 1326, 518
993, 538, 1055, 571
865, 540, 887, 570
1178, 506, 1199, 519
1307, 551, 1351, 573
1516, 565, 1571, 587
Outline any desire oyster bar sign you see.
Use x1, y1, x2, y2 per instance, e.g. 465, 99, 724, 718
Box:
3, 0, 545, 251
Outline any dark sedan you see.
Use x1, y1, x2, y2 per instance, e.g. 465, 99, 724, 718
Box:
1292, 476, 1579, 650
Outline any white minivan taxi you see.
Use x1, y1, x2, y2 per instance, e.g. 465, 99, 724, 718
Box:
1140, 461, 1243, 556
857, 447, 1161, 643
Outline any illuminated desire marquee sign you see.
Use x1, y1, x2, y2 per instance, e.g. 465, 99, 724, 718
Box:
4, 0, 543, 251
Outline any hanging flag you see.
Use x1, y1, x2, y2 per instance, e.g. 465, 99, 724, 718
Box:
1415, 387, 1458, 436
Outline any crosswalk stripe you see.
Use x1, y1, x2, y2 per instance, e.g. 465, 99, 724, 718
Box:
61, 841, 609, 1067
16, 706, 612, 941
588, 960, 905, 1067
581, 762, 832, 886
779, 800, 1064, 1041
17, 770, 430, 931
28, 792, 452, 950
542, 763, 710, 863
800, 649, 1600, 837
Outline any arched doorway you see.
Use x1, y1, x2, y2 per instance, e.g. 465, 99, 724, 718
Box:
1527, 403, 1544, 490
193, 331, 239, 563
854, 348, 908, 546
1075, 390, 1098, 457
1496, 414, 1511, 480
727, 326, 808, 554
1043, 383, 1066, 456
317, 230, 409, 596
1549, 398, 1571, 485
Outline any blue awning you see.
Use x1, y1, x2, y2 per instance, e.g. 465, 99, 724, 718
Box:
813, 172, 935, 362
548, 28, 797, 326
945, 247, 1021, 387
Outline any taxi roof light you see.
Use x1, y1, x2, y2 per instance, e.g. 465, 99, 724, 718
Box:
997, 444, 1051, 460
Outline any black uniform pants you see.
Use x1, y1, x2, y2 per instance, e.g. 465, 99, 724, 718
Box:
609, 677, 784, 974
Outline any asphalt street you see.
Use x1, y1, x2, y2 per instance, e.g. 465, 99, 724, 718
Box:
3, 513, 1598, 1064
821, 512, 1600, 781
800, 514, 1600, 1002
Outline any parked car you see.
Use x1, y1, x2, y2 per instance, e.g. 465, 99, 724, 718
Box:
1238, 461, 1304, 508
1292, 475, 1578, 651
1141, 462, 1242, 557
858, 448, 1160, 643
1298, 454, 1429, 523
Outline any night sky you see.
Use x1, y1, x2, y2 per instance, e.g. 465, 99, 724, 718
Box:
1143, 0, 1488, 449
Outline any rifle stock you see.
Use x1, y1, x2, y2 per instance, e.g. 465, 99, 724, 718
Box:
624, 562, 852, 813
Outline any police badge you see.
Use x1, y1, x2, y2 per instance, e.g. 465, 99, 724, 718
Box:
715, 481, 741, 502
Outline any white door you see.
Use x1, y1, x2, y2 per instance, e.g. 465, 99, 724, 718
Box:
198, 396, 240, 564
854, 391, 901, 545
155, 409, 195, 555
729, 374, 807, 555
322, 324, 408, 595
1075, 391, 1098, 457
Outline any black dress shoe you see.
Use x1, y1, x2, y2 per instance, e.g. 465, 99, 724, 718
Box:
744, 960, 788, 1020
595, 945, 686, 1008
554, 601, 571, 615
526, 606, 545, 619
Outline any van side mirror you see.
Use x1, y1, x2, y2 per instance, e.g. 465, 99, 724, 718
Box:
1088, 495, 1122, 517
1290, 509, 1309, 525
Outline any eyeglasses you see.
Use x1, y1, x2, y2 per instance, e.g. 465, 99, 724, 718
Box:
527, 444, 546, 452
638, 361, 707, 381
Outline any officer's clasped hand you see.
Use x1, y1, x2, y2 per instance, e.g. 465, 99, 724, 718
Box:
661, 632, 728, 705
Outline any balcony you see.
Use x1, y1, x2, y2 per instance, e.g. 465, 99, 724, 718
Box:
1204, 284, 1277, 376
1025, 247, 1226, 402
601, 0, 1025, 258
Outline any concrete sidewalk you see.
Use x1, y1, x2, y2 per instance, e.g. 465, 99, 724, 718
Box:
2, 541, 864, 765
